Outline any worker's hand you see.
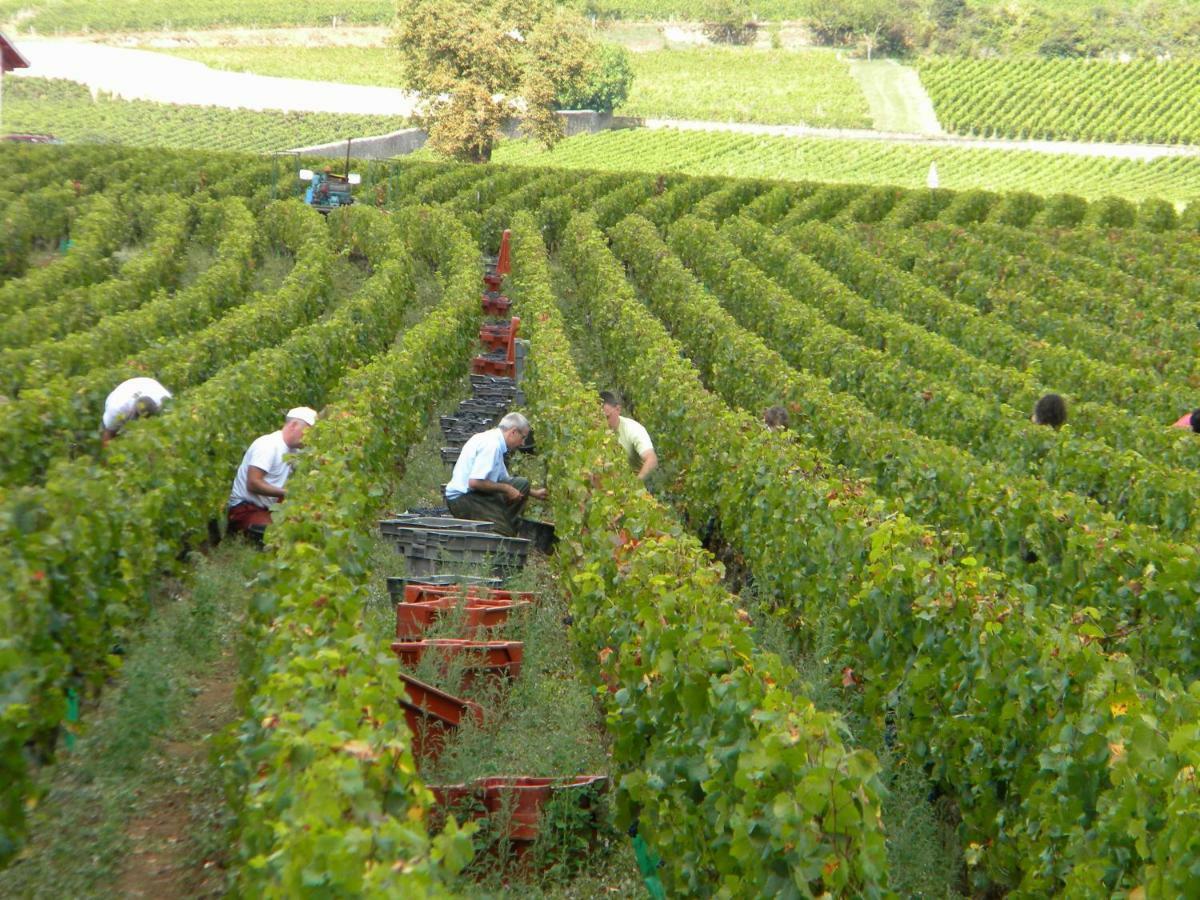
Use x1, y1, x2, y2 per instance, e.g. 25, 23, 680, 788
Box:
529, 487, 548, 501
505, 484, 524, 504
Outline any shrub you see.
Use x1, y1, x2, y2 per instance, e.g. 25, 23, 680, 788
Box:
1181, 198, 1200, 232
1086, 195, 1138, 228
700, 0, 758, 45
1037, 192, 1089, 227
1138, 197, 1180, 232
556, 43, 634, 112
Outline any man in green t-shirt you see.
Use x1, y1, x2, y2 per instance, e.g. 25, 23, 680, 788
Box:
600, 390, 658, 482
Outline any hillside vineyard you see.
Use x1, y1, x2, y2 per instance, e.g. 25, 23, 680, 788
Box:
2, 145, 1200, 896
920, 56, 1200, 145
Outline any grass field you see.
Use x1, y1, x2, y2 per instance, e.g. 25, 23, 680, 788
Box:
617, 47, 870, 127
850, 59, 941, 134
157, 45, 872, 128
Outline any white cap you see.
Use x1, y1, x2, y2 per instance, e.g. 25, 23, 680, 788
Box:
286, 407, 318, 427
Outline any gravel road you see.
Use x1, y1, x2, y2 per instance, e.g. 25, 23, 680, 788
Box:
13, 38, 419, 116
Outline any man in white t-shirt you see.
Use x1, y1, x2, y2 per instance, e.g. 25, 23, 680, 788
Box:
101, 376, 172, 446
600, 391, 657, 481
445, 412, 548, 536
226, 407, 317, 537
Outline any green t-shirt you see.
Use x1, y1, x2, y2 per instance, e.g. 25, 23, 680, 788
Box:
617, 416, 654, 470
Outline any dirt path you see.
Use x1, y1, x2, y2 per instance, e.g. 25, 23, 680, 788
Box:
0, 544, 255, 900
14, 38, 418, 115
114, 651, 238, 899
850, 58, 943, 135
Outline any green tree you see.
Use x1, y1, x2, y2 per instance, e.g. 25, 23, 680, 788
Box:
555, 43, 634, 113
700, 0, 758, 46
393, 0, 627, 162
929, 0, 966, 29
802, 0, 916, 57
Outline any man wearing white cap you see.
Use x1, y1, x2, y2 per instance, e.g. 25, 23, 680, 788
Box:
226, 407, 317, 537
101, 376, 172, 446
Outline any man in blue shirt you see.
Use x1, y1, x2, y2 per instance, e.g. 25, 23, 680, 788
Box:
445, 412, 547, 536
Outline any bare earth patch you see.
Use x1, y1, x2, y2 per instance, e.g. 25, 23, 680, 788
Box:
115, 653, 238, 900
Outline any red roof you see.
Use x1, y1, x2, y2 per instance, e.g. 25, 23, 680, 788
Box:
0, 33, 29, 73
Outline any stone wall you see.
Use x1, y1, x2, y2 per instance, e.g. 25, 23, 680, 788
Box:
290, 110, 622, 159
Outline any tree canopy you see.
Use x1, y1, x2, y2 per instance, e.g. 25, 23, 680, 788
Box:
802, 0, 918, 56
393, 0, 632, 162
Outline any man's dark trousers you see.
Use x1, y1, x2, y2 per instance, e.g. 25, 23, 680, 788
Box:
446, 475, 529, 536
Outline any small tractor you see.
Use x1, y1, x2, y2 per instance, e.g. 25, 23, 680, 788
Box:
300, 166, 360, 214
299, 139, 361, 214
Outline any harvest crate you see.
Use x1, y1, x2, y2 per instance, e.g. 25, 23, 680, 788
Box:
517, 518, 556, 554
385, 574, 505, 601
379, 516, 494, 535
471, 351, 515, 379
456, 397, 510, 417
470, 373, 517, 392
428, 775, 610, 860
441, 412, 495, 433
398, 672, 485, 762
399, 583, 537, 605
380, 524, 531, 576
479, 322, 512, 352
473, 386, 524, 406
440, 416, 492, 445
441, 437, 536, 464
394, 595, 533, 638
482, 291, 511, 316
470, 373, 524, 406
391, 639, 525, 686
385, 506, 451, 519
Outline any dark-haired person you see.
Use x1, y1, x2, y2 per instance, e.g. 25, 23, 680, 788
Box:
764, 405, 790, 432
1032, 393, 1067, 429
600, 390, 657, 481
101, 376, 171, 446
1170, 409, 1200, 432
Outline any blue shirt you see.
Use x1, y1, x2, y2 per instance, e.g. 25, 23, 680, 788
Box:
444, 428, 509, 500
